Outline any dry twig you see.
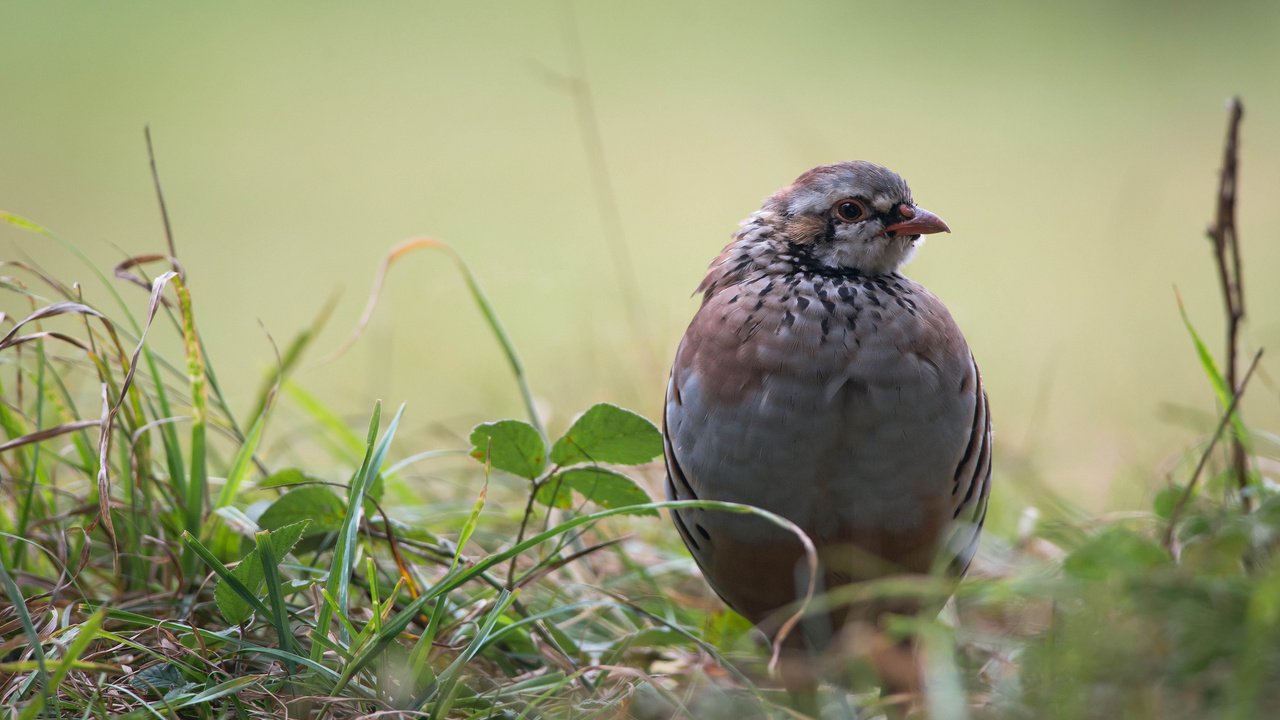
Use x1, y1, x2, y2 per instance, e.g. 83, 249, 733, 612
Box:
1207, 97, 1251, 509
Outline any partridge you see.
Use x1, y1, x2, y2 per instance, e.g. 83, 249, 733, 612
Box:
663, 161, 991, 654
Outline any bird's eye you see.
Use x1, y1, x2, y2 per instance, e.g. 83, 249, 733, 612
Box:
834, 199, 866, 223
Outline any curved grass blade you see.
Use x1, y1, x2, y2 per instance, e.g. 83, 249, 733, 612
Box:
321, 238, 543, 438
255, 531, 298, 674
216, 409, 269, 510
174, 674, 266, 709
285, 381, 365, 462
0, 552, 48, 703
16, 609, 105, 720
0, 419, 100, 454
173, 277, 208, 576
422, 589, 517, 715
330, 498, 816, 694
86, 604, 360, 692
311, 401, 405, 659
181, 530, 272, 620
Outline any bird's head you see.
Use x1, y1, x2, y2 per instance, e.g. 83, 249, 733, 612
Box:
757, 161, 950, 275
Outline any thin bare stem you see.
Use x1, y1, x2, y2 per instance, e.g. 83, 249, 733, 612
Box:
1164, 348, 1263, 550
558, 4, 659, 378
1207, 98, 1250, 509
144, 127, 179, 269
507, 464, 559, 588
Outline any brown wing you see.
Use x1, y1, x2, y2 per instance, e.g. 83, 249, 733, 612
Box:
944, 356, 993, 576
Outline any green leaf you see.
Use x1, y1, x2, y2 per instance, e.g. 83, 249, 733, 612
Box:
259, 486, 347, 534
329, 498, 800, 696
315, 402, 404, 656
1180, 519, 1250, 576
1153, 485, 1185, 519
129, 663, 188, 693
703, 609, 755, 649
534, 477, 574, 509
549, 403, 662, 467
1176, 295, 1251, 451
175, 674, 266, 708
215, 520, 310, 625
469, 420, 546, 480
537, 467, 656, 516
1063, 527, 1171, 581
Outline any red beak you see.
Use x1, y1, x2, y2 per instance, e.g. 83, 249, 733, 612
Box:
884, 206, 950, 237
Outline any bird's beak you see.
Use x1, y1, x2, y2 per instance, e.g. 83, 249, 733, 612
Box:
884, 205, 950, 236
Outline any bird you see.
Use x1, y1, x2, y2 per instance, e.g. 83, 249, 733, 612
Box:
662, 161, 991, 690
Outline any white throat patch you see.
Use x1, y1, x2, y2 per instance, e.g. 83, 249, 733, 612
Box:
812, 234, 923, 275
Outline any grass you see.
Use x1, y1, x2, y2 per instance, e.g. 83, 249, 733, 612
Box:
1, 104, 1278, 719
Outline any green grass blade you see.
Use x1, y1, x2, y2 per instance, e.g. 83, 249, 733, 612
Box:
325, 239, 544, 438
0, 211, 144, 334
439, 247, 543, 439
175, 278, 210, 579
175, 674, 266, 709
424, 589, 517, 715
142, 347, 187, 500
181, 531, 272, 619
323, 398, 381, 641
332, 498, 813, 693
15, 338, 51, 566
86, 604, 356, 690
195, 332, 245, 442
40, 359, 99, 475
418, 474, 489, 661
255, 531, 296, 658
317, 589, 361, 654
1177, 293, 1250, 443
383, 449, 467, 477
311, 401, 406, 659
216, 409, 269, 510
0, 552, 49, 701
284, 381, 366, 461
16, 608, 105, 720
245, 293, 337, 429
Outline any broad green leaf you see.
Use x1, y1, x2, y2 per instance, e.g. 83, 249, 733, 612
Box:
469, 419, 546, 480
1153, 485, 1184, 520
129, 662, 188, 693
550, 403, 662, 467
535, 477, 575, 509
1063, 527, 1170, 581
215, 520, 310, 625
536, 467, 655, 516
259, 486, 347, 534
1180, 520, 1250, 577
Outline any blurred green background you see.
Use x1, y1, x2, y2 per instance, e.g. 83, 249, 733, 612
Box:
3, 1, 1278, 515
